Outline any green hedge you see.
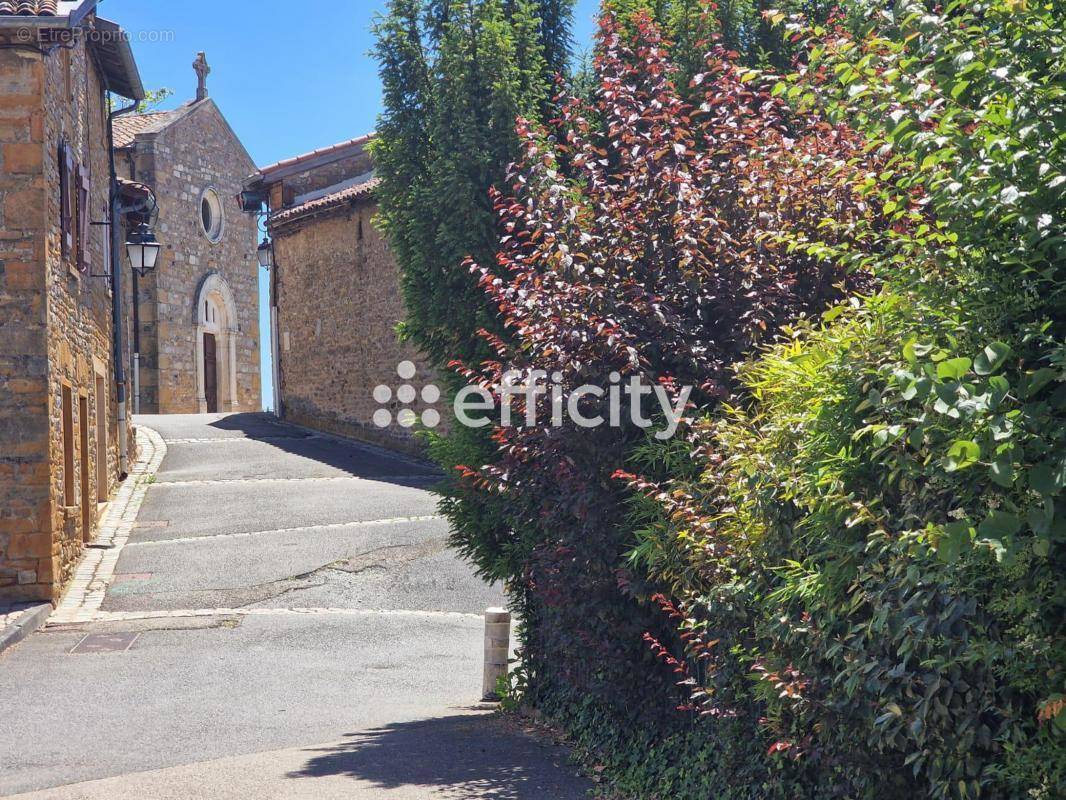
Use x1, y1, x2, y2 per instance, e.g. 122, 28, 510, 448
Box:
618, 2, 1065, 797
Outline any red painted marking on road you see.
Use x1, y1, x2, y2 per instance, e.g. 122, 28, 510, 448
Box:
111, 573, 153, 584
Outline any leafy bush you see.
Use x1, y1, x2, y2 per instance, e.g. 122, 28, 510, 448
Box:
379, 1, 1065, 797
622, 1, 1065, 797
449, 2, 883, 772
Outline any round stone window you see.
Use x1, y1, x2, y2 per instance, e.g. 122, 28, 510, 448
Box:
199, 187, 224, 242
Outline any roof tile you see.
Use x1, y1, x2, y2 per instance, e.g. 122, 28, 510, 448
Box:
259, 134, 374, 178
112, 111, 174, 148
270, 177, 380, 226
0, 1, 58, 15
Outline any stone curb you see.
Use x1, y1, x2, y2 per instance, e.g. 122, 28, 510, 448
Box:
49, 426, 167, 626
0, 602, 52, 657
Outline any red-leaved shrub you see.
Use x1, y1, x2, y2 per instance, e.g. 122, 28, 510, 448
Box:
450, 11, 883, 716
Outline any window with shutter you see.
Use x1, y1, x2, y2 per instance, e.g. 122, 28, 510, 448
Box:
59, 142, 74, 260
77, 165, 91, 272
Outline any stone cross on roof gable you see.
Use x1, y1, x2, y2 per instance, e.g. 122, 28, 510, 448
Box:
193, 52, 210, 101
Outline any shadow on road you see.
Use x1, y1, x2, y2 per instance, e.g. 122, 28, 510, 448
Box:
287, 713, 591, 799
205, 412, 443, 488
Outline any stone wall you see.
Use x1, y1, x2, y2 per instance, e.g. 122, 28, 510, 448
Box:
120, 100, 260, 414
0, 34, 124, 602
0, 44, 51, 601
273, 201, 435, 455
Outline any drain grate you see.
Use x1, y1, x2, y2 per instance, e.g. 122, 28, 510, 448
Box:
69, 632, 140, 654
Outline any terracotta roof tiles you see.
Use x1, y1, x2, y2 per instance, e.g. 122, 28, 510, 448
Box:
112, 111, 174, 148
258, 134, 374, 178
269, 177, 380, 227
0, 1, 59, 15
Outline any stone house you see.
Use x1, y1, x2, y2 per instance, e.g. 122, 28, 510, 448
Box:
244, 135, 432, 454
0, 1, 145, 602
114, 54, 260, 415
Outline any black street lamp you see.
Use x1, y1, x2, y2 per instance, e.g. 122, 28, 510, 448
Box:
126, 222, 161, 277
257, 237, 275, 270
125, 219, 160, 415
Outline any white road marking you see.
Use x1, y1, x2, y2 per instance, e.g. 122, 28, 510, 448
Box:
49, 424, 452, 629
150, 475, 438, 486
126, 515, 445, 547
46, 606, 482, 627
161, 436, 310, 444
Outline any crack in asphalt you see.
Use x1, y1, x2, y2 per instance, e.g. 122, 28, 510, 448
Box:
105, 538, 454, 611
234, 539, 451, 608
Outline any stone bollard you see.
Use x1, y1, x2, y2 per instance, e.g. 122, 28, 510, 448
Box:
482, 607, 511, 701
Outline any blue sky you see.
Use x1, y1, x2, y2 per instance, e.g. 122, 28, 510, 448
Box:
103, 0, 601, 410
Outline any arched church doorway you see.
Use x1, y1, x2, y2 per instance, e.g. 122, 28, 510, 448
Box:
194, 273, 239, 414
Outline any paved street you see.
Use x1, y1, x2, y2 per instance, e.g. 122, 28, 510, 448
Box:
0, 414, 591, 799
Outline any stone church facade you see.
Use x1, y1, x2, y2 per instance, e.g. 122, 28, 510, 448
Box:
244, 135, 432, 454
114, 56, 260, 415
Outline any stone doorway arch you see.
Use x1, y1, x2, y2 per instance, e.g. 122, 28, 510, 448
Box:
194, 272, 239, 414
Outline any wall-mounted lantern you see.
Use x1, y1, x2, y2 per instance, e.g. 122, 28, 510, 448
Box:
126, 222, 161, 277
257, 238, 275, 270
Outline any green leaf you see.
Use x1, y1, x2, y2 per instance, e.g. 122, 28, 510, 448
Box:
822, 304, 847, 322
1023, 368, 1057, 398
902, 377, 931, 401
908, 425, 926, 449
937, 357, 972, 381
1027, 500, 1054, 536
902, 340, 934, 364
937, 521, 972, 563
973, 342, 1011, 375
987, 376, 1011, 409
933, 382, 962, 418
990, 457, 1014, 487
889, 116, 916, 142
1029, 461, 1066, 495
950, 80, 970, 99
945, 440, 981, 472
978, 511, 1022, 539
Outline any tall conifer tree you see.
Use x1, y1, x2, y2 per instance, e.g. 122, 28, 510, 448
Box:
373, 0, 571, 367
373, 0, 575, 581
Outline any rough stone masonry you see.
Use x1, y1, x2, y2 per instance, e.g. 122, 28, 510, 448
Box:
114, 54, 261, 415
248, 136, 436, 455
0, 6, 142, 602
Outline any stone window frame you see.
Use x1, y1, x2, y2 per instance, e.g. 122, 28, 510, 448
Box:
61, 383, 76, 509
198, 186, 226, 244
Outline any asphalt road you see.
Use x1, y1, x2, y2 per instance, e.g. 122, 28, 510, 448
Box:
0, 413, 591, 799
